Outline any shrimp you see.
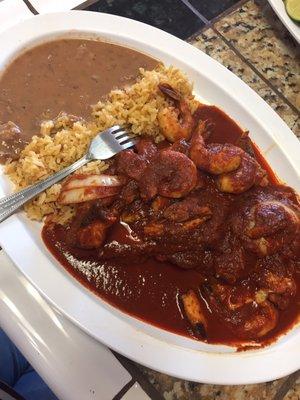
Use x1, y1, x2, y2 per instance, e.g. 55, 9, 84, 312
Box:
163, 196, 211, 222
254, 255, 297, 310
190, 127, 264, 194
231, 188, 300, 257
143, 214, 211, 238
157, 83, 194, 142
204, 282, 278, 339
139, 149, 197, 200
117, 138, 157, 181
190, 124, 243, 174
77, 220, 108, 249
216, 152, 263, 194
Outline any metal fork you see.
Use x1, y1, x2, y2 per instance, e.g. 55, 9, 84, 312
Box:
0, 125, 135, 223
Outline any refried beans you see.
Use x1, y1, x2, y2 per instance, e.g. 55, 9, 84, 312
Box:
0, 38, 157, 162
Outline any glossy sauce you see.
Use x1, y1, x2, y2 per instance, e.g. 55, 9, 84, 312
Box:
42, 106, 300, 347
0, 39, 157, 161
196, 105, 243, 144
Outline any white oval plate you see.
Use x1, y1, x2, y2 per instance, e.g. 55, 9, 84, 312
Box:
0, 12, 299, 385
268, 0, 300, 43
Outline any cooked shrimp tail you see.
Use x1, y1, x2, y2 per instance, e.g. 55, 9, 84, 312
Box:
158, 83, 181, 101
158, 83, 194, 142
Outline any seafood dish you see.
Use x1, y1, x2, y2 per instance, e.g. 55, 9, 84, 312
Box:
1, 38, 299, 348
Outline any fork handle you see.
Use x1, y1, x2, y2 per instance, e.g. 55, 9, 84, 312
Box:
0, 155, 89, 223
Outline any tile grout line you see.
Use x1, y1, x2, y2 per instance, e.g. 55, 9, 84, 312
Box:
180, 0, 250, 33
179, 0, 209, 24
113, 379, 135, 400
21, 0, 38, 14
207, 0, 250, 27
112, 351, 165, 400
186, 22, 214, 42
73, 0, 99, 10
272, 370, 300, 400
212, 27, 300, 116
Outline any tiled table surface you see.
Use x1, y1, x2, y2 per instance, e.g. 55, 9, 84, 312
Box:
3, 0, 300, 399
87, 1, 299, 398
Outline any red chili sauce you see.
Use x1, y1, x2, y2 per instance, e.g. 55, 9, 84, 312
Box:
42, 105, 300, 347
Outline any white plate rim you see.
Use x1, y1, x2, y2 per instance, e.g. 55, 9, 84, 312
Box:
267, 0, 300, 43
0, 11, 299, 384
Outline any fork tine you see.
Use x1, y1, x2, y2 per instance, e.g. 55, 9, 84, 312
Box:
87, 125, 137, 160
106, 125, 123, 135
120, 140, 136, 150
118, 136, 135, 145
114, 131, 129, 139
